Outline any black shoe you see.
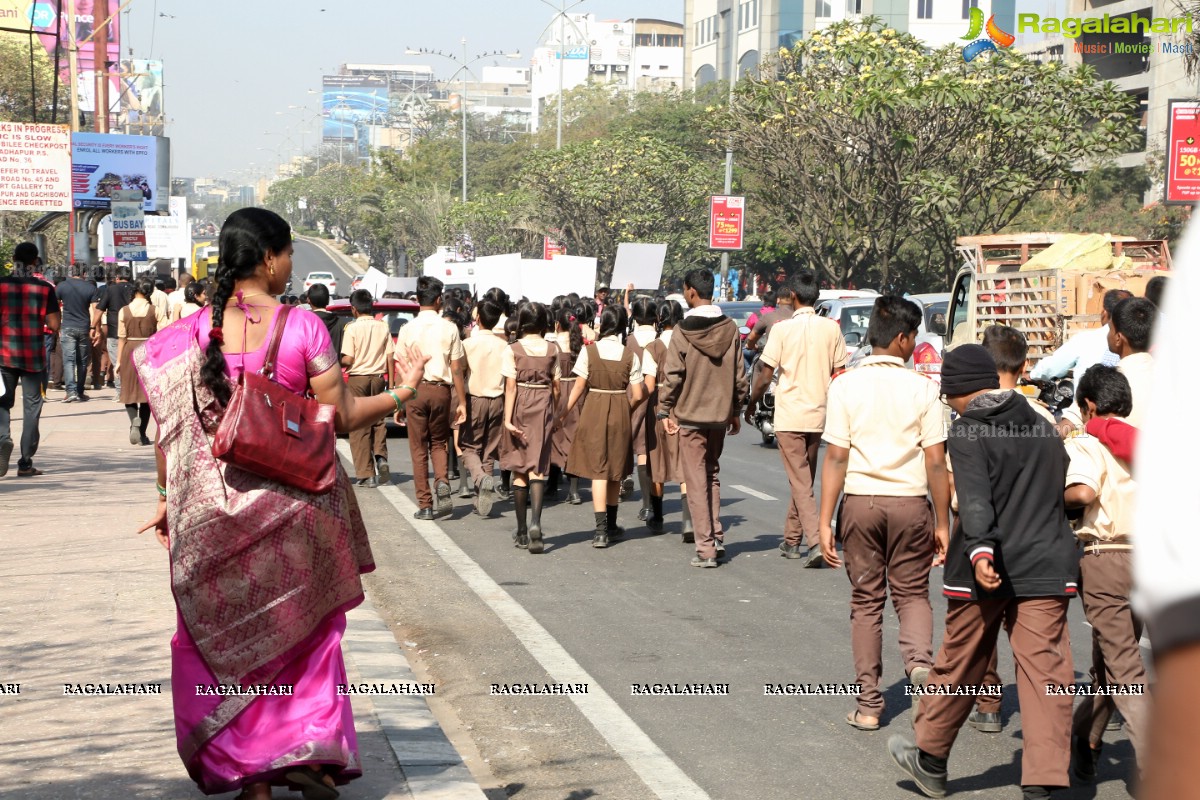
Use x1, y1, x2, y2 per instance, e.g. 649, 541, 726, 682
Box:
566, 492, 583, 505
802, 548, 826, 568
779, 542, 803, 559
1022, 786, 1052, 800
375, 455, 390, 484
435, 480, 453, 516
139, 434, 152, 447
514, 532, 529, 549
77, 392, 89, 402
887, 736, 947, 798
619, 476, 634, 499
528, 524, 544, 554
592, 532, 609, 548
690, 555, 718, 568
355, 477, 379, 488
647, 516, 665, 534
682, 529, 695, 544
457, 479, 475, 499
1073, 735, 1098, 782
608, 525, 625, 541
475, 476, 496, 517
0, 440, 13, 477
413, 507, 435, 521
967, 711, 1002, 733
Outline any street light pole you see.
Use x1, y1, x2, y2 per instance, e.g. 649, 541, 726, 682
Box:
534, 0, 588, 150
461, 37, 469, 204
719, 13, 737, 300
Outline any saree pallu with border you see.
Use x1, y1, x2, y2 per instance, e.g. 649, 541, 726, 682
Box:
133, 315, 374, 795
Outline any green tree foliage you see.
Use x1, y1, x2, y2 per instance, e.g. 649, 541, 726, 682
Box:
445, 190, 542, 258
0, 36, 68, 123
718, 19, 1142, 289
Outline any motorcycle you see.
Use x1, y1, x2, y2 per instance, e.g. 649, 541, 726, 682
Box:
1019, 377, 1075, 419
753, 374, 778, 446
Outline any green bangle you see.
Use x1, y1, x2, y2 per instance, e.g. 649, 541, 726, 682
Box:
398, 384, 417, 397
156, 482, 167, 498
386, 390, 405, 413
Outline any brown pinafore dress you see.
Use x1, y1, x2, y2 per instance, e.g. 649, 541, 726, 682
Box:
643, 336, 678, 483
499, 340, 559, 476
567, 344, 634, 481
551, 341, 584, 470
119, 303, 158, 405
625, 331, 652, 458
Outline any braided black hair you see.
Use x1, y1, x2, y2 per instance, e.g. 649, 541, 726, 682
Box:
655, 299, 683, 334
555, 305, 583, 356
200, 208, 291, 406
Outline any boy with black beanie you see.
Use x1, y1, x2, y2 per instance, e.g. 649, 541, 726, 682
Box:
890, 344, 1078, 800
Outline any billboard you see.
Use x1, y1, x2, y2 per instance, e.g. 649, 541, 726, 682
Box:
71, 132, 170, 212
322, 75, 389, 161
709, 195, 746, 250
0, 122, 72, 212
1165, 100, 1200, 206
111, 189, 147, 261
116, 60, 165, 136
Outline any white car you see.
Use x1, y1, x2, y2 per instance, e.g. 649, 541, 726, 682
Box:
304, 271, 338, 295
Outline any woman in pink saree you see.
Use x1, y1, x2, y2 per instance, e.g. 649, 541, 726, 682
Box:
133, 208, 427, 800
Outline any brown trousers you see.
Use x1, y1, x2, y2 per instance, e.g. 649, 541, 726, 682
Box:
461, 394, 504, 486
916, 597, 1073, 788
776, 431, 822, 548
1071, 550, 1147, 766
840, 495, 935, 716
347, 375, 388, 479
976, 644, 1002, 715
406, 382, 452, 508
677, 427, 726, 560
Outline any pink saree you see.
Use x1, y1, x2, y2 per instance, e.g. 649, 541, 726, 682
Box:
133, 306, 374, 795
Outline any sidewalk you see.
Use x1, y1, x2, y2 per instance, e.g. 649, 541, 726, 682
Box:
0, 387, 486, 800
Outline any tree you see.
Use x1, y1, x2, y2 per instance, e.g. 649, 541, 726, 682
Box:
0, 36, 68, 123
718, 19, 1142, 289
445, 190, 542, 258
521, 132, 720, 281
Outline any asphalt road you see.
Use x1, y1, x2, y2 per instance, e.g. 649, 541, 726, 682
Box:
291, 236, 360, 297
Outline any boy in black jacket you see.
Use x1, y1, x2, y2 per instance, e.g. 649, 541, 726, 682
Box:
889, 344, 1078, 800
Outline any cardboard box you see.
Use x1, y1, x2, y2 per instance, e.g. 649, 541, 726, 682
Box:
1083, 270, 1158, 314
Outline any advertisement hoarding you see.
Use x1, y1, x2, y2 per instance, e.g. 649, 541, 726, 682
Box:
1165, 100, 1200, 205
709, 195, 746, 250
111, 189, 147, 261
322, 75, 389, 165
543, 236, 566, 260
117, 60, 165, 136
71, 132, 170, 212
0, 122, 72, 212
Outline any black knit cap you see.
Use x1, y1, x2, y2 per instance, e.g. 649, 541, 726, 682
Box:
941, 344, 1001, 397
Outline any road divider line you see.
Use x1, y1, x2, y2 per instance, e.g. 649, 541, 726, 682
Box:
730, 484, 777, 501
338, 442, 711, 800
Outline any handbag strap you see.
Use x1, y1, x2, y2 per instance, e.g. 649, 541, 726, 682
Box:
261, 305, 293, 381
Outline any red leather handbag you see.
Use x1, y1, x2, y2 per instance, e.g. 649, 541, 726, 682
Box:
212, 305, 338, 494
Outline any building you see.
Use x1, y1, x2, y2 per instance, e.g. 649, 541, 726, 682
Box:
683, 0, 1017, 87
440, 65, 534, 141
529, 14, 685, 132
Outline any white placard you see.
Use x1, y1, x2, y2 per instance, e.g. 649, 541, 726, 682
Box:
472, 253, 524, 299
386, 277, 418, 295
610, 242, 667, 290
0, 122, 72, 212
521, 256, 598, 303
358, 267, 390, 299
144, 196, 189, 259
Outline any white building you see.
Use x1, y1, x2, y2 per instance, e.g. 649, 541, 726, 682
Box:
530, 14, 685, 132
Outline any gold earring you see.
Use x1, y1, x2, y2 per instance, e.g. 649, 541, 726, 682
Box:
270, 266, 276, 277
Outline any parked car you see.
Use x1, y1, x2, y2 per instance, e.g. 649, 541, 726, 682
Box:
304, 271, 338, 295
716, 301, 763, 341
817, 295, 944, 381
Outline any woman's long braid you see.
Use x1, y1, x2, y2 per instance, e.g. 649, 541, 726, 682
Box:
200, 266, 238, 407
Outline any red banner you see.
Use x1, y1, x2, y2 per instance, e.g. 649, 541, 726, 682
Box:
709, 195, 745, 250
543, 236, 566, 260
1166, 100, 1200, 205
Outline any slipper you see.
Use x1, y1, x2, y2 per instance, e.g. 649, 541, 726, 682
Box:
285, 767, 339, 800
846, 710, 881, 731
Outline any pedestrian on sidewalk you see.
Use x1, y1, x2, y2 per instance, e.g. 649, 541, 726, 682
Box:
341, 289, 394, 488
817, 295, 950, 731
56, 263, 97, 403
461, 299, 508, 516
746, 269, 847, 566
395, 276, 467, 520
641, 298, 685, 535
94, 266, 133, 393
172, 278, 208, 321
551, 302, 586, 505
0, 242, 60, 478
657, 269, 748, 567
560, 304, 645, 548
118, 276, 164, 446
502, 303, 561, 553
888, 344, 1078, 800
627, 296, 659, 523
1064, 365, 1147, 782
134, 207, 430, 800
87, 266, 110, 391
1108, 296, 1156, 428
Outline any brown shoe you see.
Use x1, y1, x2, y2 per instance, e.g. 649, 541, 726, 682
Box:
17, 466, 43, 477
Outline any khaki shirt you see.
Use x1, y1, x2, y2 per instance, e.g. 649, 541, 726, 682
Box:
463, 332, 508, 397
573, 335, 642, 383
1066, 430, 1135, 543
823, 355, 946, 496
759, 308, 849, 432
341, 316, 393, 376
500, 336, 562, 381
396, 309, 464, 384
1118, 352, 1154, 428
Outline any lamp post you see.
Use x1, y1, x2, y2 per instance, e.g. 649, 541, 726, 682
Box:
276, 103, 324, 173
532, 0, 589, 149
405, 41, 521, 203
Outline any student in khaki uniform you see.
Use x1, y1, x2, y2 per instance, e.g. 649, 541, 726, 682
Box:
460, 299, 508, 517
341, 290, 394, 487
394, 276, 467, 520
1107, 297, 1156, 428
746, 269, 847, 566
1065, 365, 1147, 783
818, 296, 950, 731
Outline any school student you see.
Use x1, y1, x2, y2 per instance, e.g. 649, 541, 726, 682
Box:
627, 296, 660, 522
1107, 296, 1156, 428
559, 305, 645, 548
551, 304, 586, 505
500, 303, 561, 554
1064, 365, 1147, 782
982, 325, 1056, 424
341, 289, 395, 487
890, 344, 1078, 800
642, 299, 685, 534
819, 296, 950, 731
460, 299, 508, 517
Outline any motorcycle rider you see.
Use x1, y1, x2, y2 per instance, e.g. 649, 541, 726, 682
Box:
746, 269, 848, 565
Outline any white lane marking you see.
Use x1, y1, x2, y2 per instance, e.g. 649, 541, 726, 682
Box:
730, 484, 777, 501
339, 442, 711, 800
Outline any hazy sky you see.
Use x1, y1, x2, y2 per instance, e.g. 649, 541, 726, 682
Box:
121, 0, 683, 180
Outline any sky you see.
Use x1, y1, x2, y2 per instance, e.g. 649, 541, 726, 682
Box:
120, 0, 684, 181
